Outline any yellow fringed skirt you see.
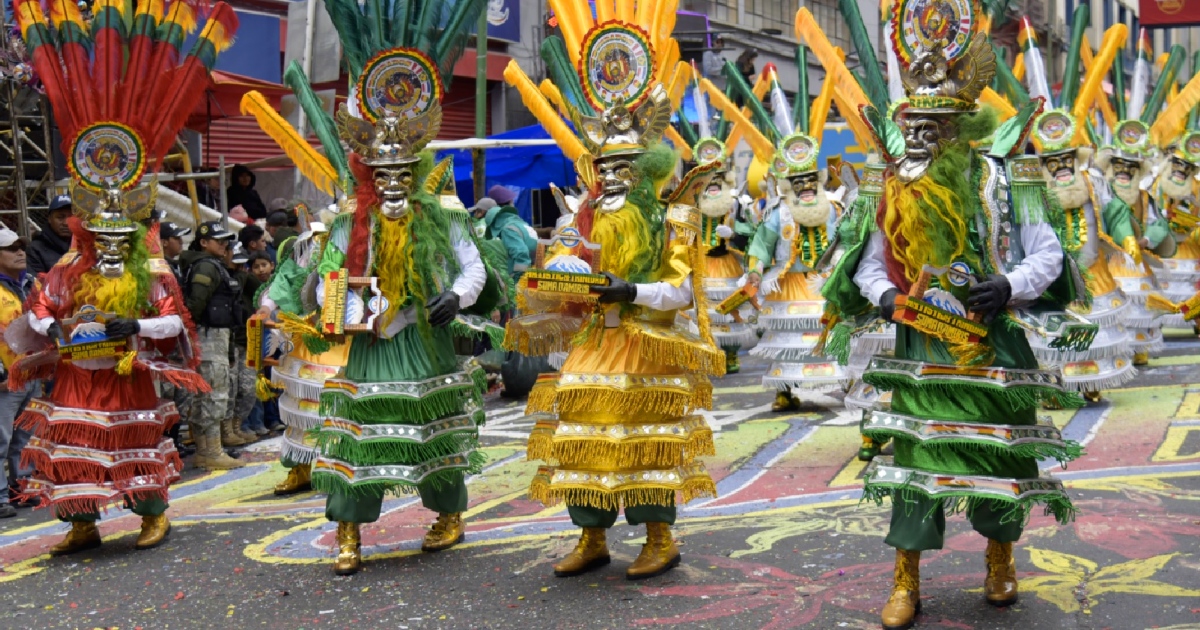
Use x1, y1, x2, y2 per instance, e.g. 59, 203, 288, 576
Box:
525, 325, 717, 511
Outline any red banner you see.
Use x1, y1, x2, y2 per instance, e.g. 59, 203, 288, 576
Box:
1141, 0, 1200, 26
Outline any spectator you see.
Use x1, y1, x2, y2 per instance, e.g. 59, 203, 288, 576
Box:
479, 185, 537, 279
28, 195, 73, 276
160, 222, 191, 285
239, 224, 269, 256
265, 211, 299, 261
703, 36, 727, 89
0, 226, 36, 517
248, 252, 274, 284
734, 48, 759, 105
180, 221, 246, 468
229, 205, 251, 225
225, 243, 265, 439
226, 164, 268, 221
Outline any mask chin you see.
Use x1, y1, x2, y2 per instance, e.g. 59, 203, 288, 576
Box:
379, 196, 410, 219
598, 189, 628, 213
897, 156, 931, 183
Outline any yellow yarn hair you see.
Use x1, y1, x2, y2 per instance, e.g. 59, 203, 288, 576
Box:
882, 176, 971, 283
74, 270, 140, 317
374, 214, 414, 329
591, 202, 657, 280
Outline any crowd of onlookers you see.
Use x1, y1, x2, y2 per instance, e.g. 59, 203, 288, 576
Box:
0, 163, 544, 514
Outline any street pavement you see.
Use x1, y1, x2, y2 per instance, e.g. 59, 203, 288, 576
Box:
3, 333, 1200, 629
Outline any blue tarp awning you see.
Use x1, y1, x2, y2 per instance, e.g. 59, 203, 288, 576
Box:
438, 125, 576, 223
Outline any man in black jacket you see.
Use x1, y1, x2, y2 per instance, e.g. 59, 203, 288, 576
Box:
27, 195, 73, 276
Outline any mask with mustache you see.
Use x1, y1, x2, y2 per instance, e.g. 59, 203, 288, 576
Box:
1107, 157, 1143, 207
782, 172, 830, 227
1041, 151, 1089, 209
699, 170, 736, 217
373, 166, 414, 219
896, 114, 951, 183
1160, 157, 1198, 201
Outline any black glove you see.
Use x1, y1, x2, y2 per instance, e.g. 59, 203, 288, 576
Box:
46, 321, 63, 342
967, 274, 1012, 319
591, 272, 637, 304
425, 291, 461, 328
879, 288, 901, 322
105, 318, 141, 338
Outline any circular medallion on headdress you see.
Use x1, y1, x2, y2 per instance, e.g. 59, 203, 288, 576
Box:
694, 138, 726, 166
579, 24, 654, 111
893, 0, 974, 66
1033, 110, 1076, 153
1181, 132, 1200, 164
69, 123, 146, 191
772, 133, 819, 176
1113, 120, 1150, 153
357, 48, 443, 123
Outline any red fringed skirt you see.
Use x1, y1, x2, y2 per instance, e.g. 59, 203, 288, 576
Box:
17, 362, 182, 516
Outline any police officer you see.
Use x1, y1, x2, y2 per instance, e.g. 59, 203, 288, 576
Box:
157, 220, 195, 456
179, 221, 244, 469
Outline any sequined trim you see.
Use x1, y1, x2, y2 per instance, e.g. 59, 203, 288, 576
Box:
22, 399, 179, 429
863, 457, 1067, 503
866, 357, 1066, 389
320, 410, 485, 443
862, 411, 1067, 448
313, 452, 475, 486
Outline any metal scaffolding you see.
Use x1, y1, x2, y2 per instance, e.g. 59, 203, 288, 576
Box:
0, 21, 56, 240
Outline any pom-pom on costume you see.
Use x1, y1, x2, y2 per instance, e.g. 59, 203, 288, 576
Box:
815, 2, 1086, 626
242, 0, 502, 576
503, 0, 724, 580
6, 0, 235, 554
1010, 16, 1137, 399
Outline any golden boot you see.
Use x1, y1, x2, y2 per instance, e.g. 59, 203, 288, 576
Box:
421, 512, 465, 552
1133, 351, 1149, 366
626, 522, 681, 580
858, 435, 882, 461
135, 514, 171, 550
984, 539, 1019, 607
333, 521, 361, 575
1083, 390, 1102, 403
274, 463, 312, 496
771, 390, 799, 412
881, 549, 921, 630
49, 521, 102, 556
553, 527, 611, 577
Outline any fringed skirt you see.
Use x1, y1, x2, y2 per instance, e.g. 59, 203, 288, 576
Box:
1153, 237, 1200, 328
860, 320, 1081, 525
310, 326, 487, 497
1108, 256, 1166, 354
701, 251, 757, 350
1026, 258, 1137, 392
18, 363, 182, 516
753, 273, 845, 391
273, 341, 350, 465
525, 325, 717, 511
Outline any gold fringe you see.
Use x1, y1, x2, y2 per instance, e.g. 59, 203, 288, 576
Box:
277, 311, 322, 338
526, 425, 715, 469
502, 315, 581, 355
525, 382, 713, 417
688, 235, 726, 377
1146, 293, 1182, 315
528, 468, 718, 511
622, 320, 726, 377
949, 340, 995, 367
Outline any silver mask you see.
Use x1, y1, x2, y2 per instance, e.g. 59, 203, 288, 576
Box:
594, 157, 636, 213
896, 115, 950, 183
94, 233, 130, 278
374, 167, 414, 219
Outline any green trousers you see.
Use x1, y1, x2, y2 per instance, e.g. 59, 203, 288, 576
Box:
325, 472, 467, 523
884, 495, 1024, 551
61, 495, 168, 522
567, 504, 676, 528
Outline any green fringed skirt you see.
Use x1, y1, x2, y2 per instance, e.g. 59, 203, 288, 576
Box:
860, 317, 1083, 525
310, 325, 487, 497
